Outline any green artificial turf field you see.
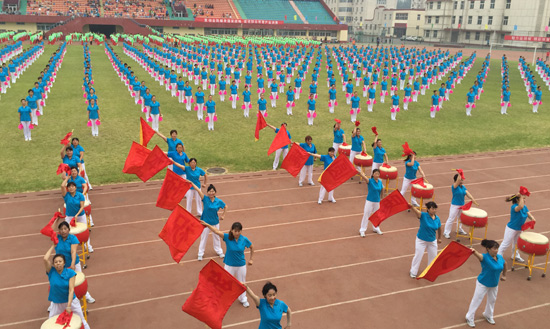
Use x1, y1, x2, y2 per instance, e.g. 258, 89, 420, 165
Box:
0, 43, 549, 194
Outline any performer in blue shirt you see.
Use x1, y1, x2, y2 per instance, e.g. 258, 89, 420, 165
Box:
409, 201, 442, 278
309, 147, 337, 204
498, 190, 536, 262
298, 136, 317, 186
245, 282, 292, 329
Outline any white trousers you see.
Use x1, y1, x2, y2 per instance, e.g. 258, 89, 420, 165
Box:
400, 177, 419, 206
151, 114, 159, 132
443, 204, 464, 235
31, 109, 39, 125
49, 298, 90, 329
371, 161, 382, 174
273, 148, 289, 170
360, 200, 380, 233
332, 142, 342, 153
207, 112, 215, 130
197, 104, 204, 120
244, 102, 250, 117
533, 103, 539, 113
349, 150, 360, 170
299, 165, 313, 185
410, 237, 438, 276
21, 121, 31, 140
186, 189, 203, 215
368, 98, 374, 112
501, 102, 508, 114
198, 224, 223, 257
91, 120, 99, 136
497, 226, 521, 258
318, 186, 335, 202
224, 265, 248, 304
307, 110, 315, 125
465, 280, 498, 322
185, 96, 192, 110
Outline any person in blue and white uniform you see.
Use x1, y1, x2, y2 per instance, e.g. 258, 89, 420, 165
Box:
357, 169, 384, 236
245, 282, 292, 329
443, 173, 478, 239
409, 201, 442, 278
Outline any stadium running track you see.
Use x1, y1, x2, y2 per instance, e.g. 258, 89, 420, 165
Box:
1, 147, 550, 329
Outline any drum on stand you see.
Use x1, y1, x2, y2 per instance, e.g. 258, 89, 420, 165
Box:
410, 183, 435, 210
457, 208, 488, 246
512, 232, 550, 280
71, 222, 90, 269
337, 144, 351, 157
41, 313, 83, 329
379, 165, 398, 195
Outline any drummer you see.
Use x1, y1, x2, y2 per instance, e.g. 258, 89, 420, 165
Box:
350, 125, 366, 171
371, 134, 388, 174
408, 201, 441, 278
308, 147, 337, 204
357, 169, 384, 236
332, 119, 346, 153
43, 245, 91, 329
443, 172, 479, 239
497, 189, 536, 263
465, 239, 506, 327
400, 151, 428, 208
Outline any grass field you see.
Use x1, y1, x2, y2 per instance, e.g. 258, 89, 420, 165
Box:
1, 43, 549, 194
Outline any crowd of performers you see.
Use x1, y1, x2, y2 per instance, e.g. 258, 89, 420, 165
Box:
32, 39, 544, 328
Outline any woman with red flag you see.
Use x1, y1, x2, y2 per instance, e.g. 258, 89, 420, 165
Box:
245, 282, 292, 329
400, 145, 427, 208
443, 171, 479, 239
357, 169, 384, 236
266, 122, 292, 170
465, 239, 506, 327
298, 136, 317, 187
371, 129, 388, 174
497, 187, 536, 263
308, 147, 337, 204
173, 158, 207, 215
199, 221, 254, 308
332, 119, 346, 152
409, 201, 442, 278
43, 245, 91, 329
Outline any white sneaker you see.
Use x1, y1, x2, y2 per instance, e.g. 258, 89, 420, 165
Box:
318, 200, 322, 205
198, 255, 203, 261
373, 227, 383, 235
409, 272, 417, 279
513, 255, 525, 262
88, 245, 94, 253
86, 296, 96, 304
329, 199, 336, 203
466, 318, 476, 328
308, 182, 315, 186
218, 253, 225, 258
299, 183, 303, 187
444, 233, 451, 239
458, 229, 468, 235
482, 313, 495, 325
242, 301, 250, 308
360, 232, 366, 238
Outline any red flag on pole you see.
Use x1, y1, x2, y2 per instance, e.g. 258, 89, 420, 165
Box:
158, 204, 204, 262
140, 117, 156, 147
40, 211, 65, 244
368, 190, 410, 227
417, 241, 473, 282
255, 111, 267, 141
182, 260, 246, 329
156, 170, 192, 210
281, 143, 310, 177
267, 125, 291, 155
122, 142, 152, 174
135, 146, 172, 182
318, 155, 357, 192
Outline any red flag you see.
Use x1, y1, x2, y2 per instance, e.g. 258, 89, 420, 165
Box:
156, 170, 192, 210
281, 143, 310, 177
519, 186, 531, 197
455, 169, 465, 180
122, 142, 152, 174
255, 111, 267, 141
521, 221, 535, 231
417, 241, 473, 282
56, 163, 71, 176
267, 125, 291, 155
371, 126, 378, 135
136, 146, 172, 182
460, 201, 473, 211
182, 260, 246, 329
55, 311, 73, 329
140, 117, 155, 147
60, 131, 73, 145
40, 211, 65, 244
158, 204, 204, 262
368, 190, 410, 227
401, 142, 413, 157
411, 177, 426, 188
318, 155, 357, 192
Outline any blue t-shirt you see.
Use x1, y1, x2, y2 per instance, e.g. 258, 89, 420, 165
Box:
258, 98, 267, 111
467, 92, 476, 103
184, 166, 205, 190
417, 212, 441, 242
258, 298, 289, 329
223, 233, 252, 267
351, 96, 360, 108
18, 106, 32, 122
206, 100, 216, 113
168, 151, 190, 176
351, 135, 364, 152
47, 268, 77, 303
300, 143, 317, 165
143, 94, 153, 106
243, 90, 251, 102
64, 192, 85, 217
87, 104, 99, 119
477, 253, 505, 288
366, 178, 383, 202
200, 196, 226, 225
307, 99, 316, 111
150, 101, 160, 115
404, 160, 419, 179
451, 185, 467, 206
195, 91, 205, 104
373, 146, 385, 163
55, 234, 80, 266
391, 94, 399, 105
166, 138, 183, 153
68, 176, 86, 194
63, 155, 80, 169
320, 154, 335, 170
507, 204, 529, 230
333, 129, 344, 143
286, 90, 295, 101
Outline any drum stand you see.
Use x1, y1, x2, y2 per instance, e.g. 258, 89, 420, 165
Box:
81, 297, 88, 321
455, 220, 488, 246
79, 241, 90, 269
357, 165, 371, 183
511, 246, 550, 281
410, 192, 435, 211
382, 174, 399, 197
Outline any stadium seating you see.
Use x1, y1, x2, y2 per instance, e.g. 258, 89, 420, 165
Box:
26, 0, 100, 17
293, 0, 335, 24
186, 0, 240, 19
103, 0, 166, 19
233, 0, 298, 22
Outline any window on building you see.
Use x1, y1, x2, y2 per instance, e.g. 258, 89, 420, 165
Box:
480, 0, 485, 9
433, 30, 438, 38
490, 0, 495, 8
425, 30, 430, 37
467, 16, 472, 24
435, 16, 440, 24
506, 0, 511, 9
485, 32, 491, 41
437, 1, 441, 9
429, 2, 433, 9
477, 16, 482, 24
427, 16, 432, 24
503, 16, 508, 25
396, 13, 408, 20
454, 1, 458, 9
475, 32, 480, 40
377, 0, 386, 4
459, 16, 463, 24
452, 16, 456, 24
465, 31, 470, 40
460, 1, 464, 9
388, 13, 392, 19
417, 14, 421, 20
488, 16, 493, 25
470, 1, 474, 9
